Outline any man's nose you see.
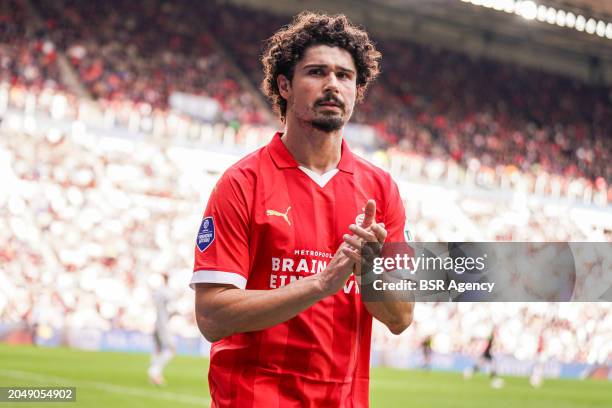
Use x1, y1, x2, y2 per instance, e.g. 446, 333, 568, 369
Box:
323, 72, 340, 93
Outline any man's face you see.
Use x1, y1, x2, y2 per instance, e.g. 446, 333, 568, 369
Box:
278, 44, 358, 132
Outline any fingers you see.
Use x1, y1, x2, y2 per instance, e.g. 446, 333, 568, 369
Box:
348, 224, 377, 242
341, 201, 387, 275
343, 228, 382, 263
343, 233, 363, 249
348, 223, 387, 243
335, 243, 354, 261
341, 246, 361, 263
360, 199, 376, 228
372, 223, 387, 243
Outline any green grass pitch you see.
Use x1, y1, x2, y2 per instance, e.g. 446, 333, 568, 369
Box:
0, 344, 610, 407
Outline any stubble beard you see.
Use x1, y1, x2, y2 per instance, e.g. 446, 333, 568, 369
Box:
311, 114, 344, 132
310, 104, 349, 132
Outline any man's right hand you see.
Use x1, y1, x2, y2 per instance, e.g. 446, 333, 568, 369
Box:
315, 243, 356, 296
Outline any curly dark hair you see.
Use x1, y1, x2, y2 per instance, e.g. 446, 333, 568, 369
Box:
261, 12, 381, 121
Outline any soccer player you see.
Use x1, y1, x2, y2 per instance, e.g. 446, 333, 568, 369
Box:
148, 273, 175, 386
464, 328, 504, 388
421, 335, 433, 370
530, 331, 547, 388
192, 12, 414, 407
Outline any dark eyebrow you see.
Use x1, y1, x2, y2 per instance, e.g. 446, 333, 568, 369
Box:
302, 64, 355, 74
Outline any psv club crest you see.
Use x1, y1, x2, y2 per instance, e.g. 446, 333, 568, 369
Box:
197, 216, 215, 252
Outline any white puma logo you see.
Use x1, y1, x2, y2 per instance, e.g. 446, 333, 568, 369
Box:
266, 206, 291, 226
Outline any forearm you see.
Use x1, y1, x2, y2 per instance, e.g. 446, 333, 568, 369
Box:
358, 269, 414, 334
364, 299, 414, 335
195, 275, 326, 342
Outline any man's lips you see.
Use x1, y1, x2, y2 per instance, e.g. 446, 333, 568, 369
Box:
317, 101, 342, 108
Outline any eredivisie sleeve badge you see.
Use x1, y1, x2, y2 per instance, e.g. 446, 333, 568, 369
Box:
197, 216, 215, 252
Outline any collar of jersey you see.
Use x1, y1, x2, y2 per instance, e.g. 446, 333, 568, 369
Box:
267, 132, 355, 174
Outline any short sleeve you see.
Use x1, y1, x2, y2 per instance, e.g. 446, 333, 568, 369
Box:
384, 178, 408, 243
191, 170, 251, 289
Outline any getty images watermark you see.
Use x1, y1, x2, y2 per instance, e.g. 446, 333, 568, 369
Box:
358, 242, 612, 302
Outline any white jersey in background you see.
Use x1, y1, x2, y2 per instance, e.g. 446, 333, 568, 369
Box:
148, 282, 175, 386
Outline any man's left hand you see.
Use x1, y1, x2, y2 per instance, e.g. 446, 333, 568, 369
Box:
341, 199, 387, 276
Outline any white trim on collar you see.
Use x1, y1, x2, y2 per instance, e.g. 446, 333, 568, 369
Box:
298, 166, 339, 188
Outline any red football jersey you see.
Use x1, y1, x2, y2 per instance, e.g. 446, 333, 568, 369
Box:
193, 133, 406, 407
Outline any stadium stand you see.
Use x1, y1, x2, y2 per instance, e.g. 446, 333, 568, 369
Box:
199, 2, 611, 185
373, 302, 611, 365
0, 0, 610, 370
10, 0, 611, 190
0, 0, 64, 91
31, 0, 269, 124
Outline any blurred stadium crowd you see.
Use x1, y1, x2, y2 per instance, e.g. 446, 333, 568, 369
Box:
202, 2, 611, 184
0, 0, 610, 365
3, 0, 611, 189
374, 303, 611, 366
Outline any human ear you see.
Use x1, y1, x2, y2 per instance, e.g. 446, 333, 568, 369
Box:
277, 75, 291, 100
